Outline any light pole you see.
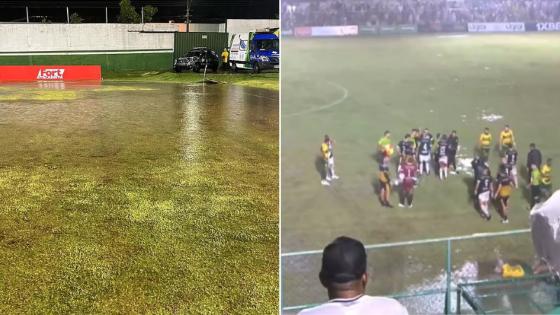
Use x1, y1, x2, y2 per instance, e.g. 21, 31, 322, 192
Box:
185, 0, 192, 32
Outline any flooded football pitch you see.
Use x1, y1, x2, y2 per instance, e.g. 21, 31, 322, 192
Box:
0, 81, 278, 313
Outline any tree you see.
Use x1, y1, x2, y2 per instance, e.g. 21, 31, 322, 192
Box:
143, 5, 158, 23
69, 12, 84, 23
118, 0, 140, 23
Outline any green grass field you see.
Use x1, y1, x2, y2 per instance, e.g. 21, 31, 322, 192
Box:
0, 82, 278, 313
104, 71, 279, 91
281, 34, 560, 310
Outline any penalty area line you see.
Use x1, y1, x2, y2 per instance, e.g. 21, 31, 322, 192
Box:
283, 81, 349, 118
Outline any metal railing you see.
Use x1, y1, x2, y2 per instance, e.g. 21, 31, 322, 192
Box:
281, 229, 541, 314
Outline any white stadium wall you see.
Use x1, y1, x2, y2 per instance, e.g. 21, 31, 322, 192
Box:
186, 23, 226, 33
0, 23, 178, 71
226, 19, 279, 34
0, 23, 177, 53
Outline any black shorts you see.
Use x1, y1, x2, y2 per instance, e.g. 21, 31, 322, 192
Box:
531, 185, 541, 198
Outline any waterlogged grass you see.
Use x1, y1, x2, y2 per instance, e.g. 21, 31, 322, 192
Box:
104, 71, 279, 91
0, 85, 156, 101
0, 90, 78, 101
0, 83, 278, 313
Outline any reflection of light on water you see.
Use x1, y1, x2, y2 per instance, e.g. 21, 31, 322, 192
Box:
37, 81, 66, 90
224, 85, 247, 134
181, 87, 203, 161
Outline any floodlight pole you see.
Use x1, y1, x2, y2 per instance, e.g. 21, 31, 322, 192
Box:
66, 6, 69, 23
186, 0, 192, 32
26, 6, 29, 23
141, 6, 144, 24
105, 6, 108, 23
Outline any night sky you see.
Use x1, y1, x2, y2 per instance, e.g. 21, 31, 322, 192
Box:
0, 0, 279, 23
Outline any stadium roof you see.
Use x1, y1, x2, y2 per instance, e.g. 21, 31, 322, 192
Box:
0, 0, 279, 23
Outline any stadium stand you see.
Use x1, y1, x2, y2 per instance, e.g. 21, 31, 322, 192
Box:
282, 0, 560, 28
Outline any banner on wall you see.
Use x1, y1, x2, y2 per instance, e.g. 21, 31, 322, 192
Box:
0, 65, 101, 82
467, 22, 525, 32
525, 22, 560, 31
418, 22, 467, 32
294, 25, 358, 37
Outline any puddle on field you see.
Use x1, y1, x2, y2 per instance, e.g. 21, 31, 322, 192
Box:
0, 81, 278, 166
0, 81, 279, 312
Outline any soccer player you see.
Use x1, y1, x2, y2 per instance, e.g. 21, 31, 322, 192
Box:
472, 155, 483, 182
378, 165, 393, 208
378, 130, 393, 167
418, 133, 432, 175
321, 135, 339, 186
398, 157, 417, 208
505, 146, 519, 188
397, 134, 411, 164
528, 164, 542, 209
499, 124, 516, 153
526, 143, 542, 181
479, 127, 492, 162
494, 170, 513, 223
411, 128, 421, 152
474, 168, 493, 220
437, 135, 449, 180
541, 158, 552, 198
447, 130, 460, 175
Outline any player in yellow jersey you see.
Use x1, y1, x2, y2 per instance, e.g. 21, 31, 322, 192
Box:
479, 127, 492, 162
541, 158, 552, 198
321, 135, 339, 186
499, 124, 516, 153
378, 165, 393, 208
377, 130, 393, 168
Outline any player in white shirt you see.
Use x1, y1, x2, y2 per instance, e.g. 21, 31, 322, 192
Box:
298, 236, 408, 315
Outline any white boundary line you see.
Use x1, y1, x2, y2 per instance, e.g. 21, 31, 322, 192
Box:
283, 81, 349, 118
281, 228, 531, 257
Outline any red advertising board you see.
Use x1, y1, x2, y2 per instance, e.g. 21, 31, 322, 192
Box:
0, 65, 102, 82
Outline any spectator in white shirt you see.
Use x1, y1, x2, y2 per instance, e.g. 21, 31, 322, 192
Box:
298, 236, 409, 315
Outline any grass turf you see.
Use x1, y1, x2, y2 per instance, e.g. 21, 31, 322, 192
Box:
281, 34, 560, 308
103, 71, 279, 91
0, 83, 278, 313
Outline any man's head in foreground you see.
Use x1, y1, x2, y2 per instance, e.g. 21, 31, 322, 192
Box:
319, 236, 368, 299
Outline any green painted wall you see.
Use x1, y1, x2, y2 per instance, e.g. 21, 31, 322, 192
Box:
174, 33, 229, 60
0, 52, 173, 72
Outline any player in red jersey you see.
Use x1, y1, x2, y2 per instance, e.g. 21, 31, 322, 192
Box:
398, 156, 418, 208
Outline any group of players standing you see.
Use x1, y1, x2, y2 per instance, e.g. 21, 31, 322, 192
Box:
321, 125, 552, 223
320, 124, 553, 223
376, 128, 459, 209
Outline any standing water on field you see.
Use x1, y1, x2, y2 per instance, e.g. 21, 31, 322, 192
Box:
0, 81, 278, 313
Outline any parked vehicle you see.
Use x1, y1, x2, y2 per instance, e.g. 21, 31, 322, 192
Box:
228, 30, 279, 73
173, 47, 220, 73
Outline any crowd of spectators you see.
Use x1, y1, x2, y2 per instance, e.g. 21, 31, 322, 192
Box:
281, 0, 560, 28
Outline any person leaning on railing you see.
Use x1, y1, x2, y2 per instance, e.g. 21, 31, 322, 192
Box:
298, 236, 408, 315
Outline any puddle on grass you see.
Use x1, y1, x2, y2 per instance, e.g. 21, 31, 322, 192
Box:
0, 81, 278, 220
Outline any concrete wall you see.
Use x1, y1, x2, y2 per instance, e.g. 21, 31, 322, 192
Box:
182, 23, 226, 33
226, 19, 279, 34
0, 23, 177, 71
0, 23, 177, 53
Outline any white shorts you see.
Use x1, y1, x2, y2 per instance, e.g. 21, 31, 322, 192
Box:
478, 191, 490, 213
419, 154, 431, 163
439, 156, 448, 166
327, 157, 334, 167
509, 165, 517, 176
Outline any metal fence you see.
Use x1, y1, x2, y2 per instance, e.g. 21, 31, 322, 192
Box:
281, 229, 560, 314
